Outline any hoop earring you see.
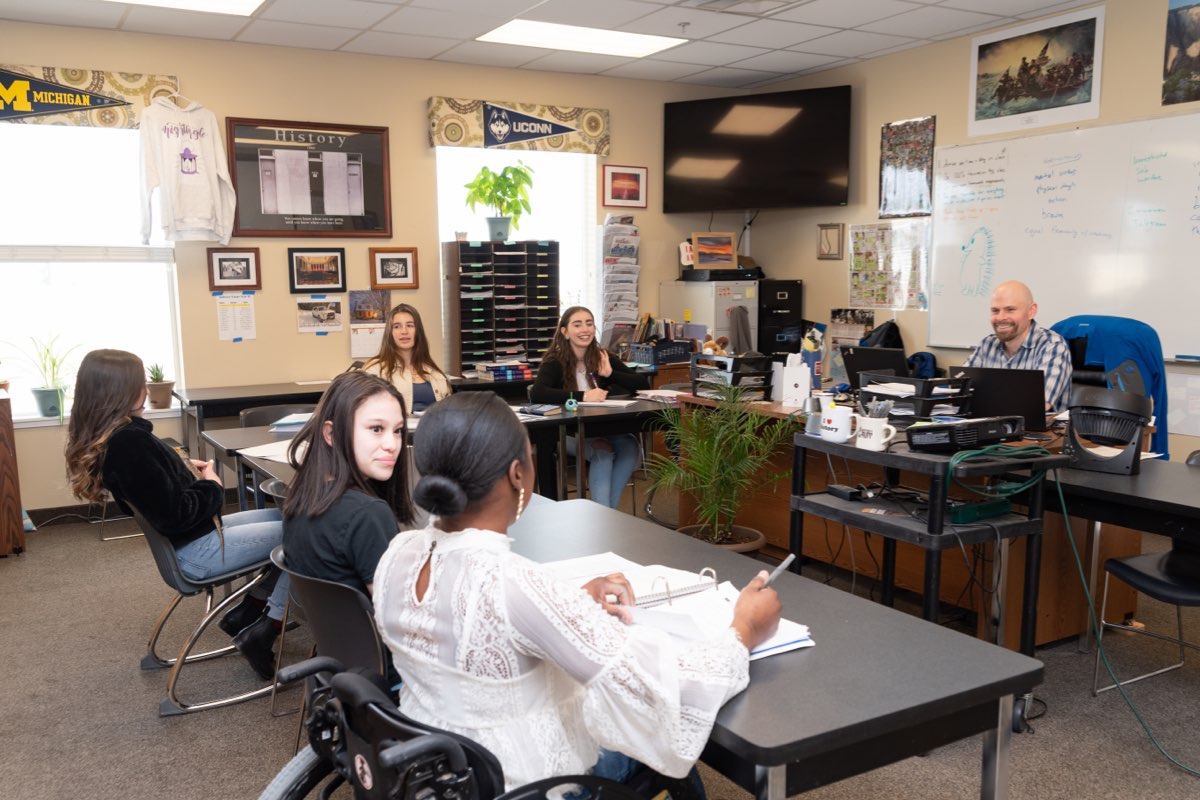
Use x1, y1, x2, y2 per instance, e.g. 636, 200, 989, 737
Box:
515, 486, 526, 522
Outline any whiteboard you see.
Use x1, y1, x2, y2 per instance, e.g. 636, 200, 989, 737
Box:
929, 113, 1200, 361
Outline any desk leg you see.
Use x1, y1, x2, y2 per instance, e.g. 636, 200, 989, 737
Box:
789, 439, 807, 576
1020, 530, 1043, 658
1079, 519, 1103, 653
754, 764, 787, 800
922, 548, 941, 622
992, 539, 1012, 648
194, 407, 207, 460
575, 419, 586, 501
881, 539, 896, 607
980, 694, 1013, 800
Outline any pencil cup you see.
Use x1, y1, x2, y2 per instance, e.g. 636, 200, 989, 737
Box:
819, 406, 859, 444
856, 416, 897, 451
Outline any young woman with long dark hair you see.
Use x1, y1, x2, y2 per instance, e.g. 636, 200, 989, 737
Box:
363, 303, 450, 413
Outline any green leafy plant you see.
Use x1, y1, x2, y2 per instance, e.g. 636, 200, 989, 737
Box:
26, 335, 78, 389
146, 363, 167, 383
645, 383, 799, 545
463, 162, 534, 229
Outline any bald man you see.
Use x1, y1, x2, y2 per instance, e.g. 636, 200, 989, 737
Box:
965, 280, 1073, 412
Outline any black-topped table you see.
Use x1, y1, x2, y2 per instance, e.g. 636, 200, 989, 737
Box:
509, 498, 1042, 800
173, 382, 329, 458
201, 425, 295, 510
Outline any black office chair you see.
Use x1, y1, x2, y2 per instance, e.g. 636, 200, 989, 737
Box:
1091, 450, 1200, 695
130, 505, 275, 716
239, 403, 316, 428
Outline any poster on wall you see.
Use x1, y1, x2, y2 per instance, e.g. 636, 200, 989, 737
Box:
968, 7, 1104, 137
226, 118, 391, 237
1163, 0, 1200, 105
878, 116, 935, 218
849, 219, 930, 311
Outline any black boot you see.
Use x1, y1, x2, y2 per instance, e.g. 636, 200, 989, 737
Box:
218, 597, 266, 637
232, 614, 279, 680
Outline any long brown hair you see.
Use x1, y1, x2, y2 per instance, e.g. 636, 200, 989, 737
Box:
364, 303, 446, 384
543, 305, 605, 387
282, 371, 414, 525
65, 349, 145, 503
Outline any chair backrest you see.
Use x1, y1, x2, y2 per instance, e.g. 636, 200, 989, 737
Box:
270, 546, 386, 676
129, 505, 206, 596
239, 404, 316, 428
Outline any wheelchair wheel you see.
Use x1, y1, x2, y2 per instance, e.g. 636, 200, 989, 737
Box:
258, 745, 334, 800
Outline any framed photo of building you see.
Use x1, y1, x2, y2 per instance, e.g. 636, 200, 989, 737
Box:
602, 165, 648, 208
369, 248, 419, 290
226, 118, 392, 237
288, 248, 346, 294
206, 247, 261, 291
690, 231, 737, 268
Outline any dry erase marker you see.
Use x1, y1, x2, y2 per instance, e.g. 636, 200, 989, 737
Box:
763, 553, 796, 587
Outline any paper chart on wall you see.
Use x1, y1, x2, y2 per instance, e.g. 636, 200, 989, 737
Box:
215, 292, 257, 341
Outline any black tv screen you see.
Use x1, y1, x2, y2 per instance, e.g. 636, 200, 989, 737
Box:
663, 86, 851, 213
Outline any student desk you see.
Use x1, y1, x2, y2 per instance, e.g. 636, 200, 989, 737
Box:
508, 498, 1042, 800
201, 425, 295, 510
173, 382, 328, 459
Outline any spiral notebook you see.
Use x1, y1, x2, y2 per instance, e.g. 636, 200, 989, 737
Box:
544, 552, 717, 608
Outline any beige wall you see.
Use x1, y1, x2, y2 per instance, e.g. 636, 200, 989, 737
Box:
9, 0, 1196, 508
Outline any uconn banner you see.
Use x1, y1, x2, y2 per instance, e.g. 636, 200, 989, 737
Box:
428, 96, 609, 155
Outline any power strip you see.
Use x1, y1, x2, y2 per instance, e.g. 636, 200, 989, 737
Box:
948, 498, 1011, 523
827, 484, 862, 501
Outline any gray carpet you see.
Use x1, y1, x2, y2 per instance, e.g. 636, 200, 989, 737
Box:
2, 509, 1198, 799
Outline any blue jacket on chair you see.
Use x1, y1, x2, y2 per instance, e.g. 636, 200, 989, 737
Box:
1050, 315, 1169, 458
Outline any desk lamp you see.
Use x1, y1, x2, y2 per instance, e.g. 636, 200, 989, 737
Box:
1065, 385, 1152, 475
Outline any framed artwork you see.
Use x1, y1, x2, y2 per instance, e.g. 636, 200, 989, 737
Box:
601, 165, 648, 208
206, 247, 261, 291
878, 116, 935, 219
968, 6, 1104, 137
369, 248, 419, 290
817, 223, 845, 260
288, 247, 346, 294
226, 117, 392, 237
690, 231, 737, 268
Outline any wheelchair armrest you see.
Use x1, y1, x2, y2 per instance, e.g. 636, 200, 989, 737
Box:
277, 656, 345, 686
377, 733, 469, 772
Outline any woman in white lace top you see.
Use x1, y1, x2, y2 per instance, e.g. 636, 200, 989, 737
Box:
372, 392, 780, 792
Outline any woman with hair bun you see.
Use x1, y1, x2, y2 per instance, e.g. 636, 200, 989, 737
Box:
372, 392, 781, 793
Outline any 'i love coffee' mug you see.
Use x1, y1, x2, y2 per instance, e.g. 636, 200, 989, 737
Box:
819, 405, 860, 444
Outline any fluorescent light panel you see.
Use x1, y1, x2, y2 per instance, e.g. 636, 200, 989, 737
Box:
99, 0, 266, 15
478, 20, 685, 58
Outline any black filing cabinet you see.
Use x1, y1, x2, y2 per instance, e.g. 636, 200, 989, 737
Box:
757, 279, 804, 359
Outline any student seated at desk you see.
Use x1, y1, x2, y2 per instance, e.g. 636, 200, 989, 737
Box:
364, 303, 451, 413
65, 349, 288, 679
530, 305, 649, 508
373, 392, 780, 793
282, 371, 414, 596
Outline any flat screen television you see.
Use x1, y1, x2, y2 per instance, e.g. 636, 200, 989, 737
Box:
663, 85, 851, 213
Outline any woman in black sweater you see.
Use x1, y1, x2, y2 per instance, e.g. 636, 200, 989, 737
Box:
530, 306, 648, 508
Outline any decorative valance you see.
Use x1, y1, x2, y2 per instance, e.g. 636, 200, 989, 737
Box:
428, 96, 609, 155
0, 65, 177, 128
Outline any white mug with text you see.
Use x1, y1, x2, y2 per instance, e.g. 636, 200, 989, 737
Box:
855, 416, 898, 451
819, 405, 859, 444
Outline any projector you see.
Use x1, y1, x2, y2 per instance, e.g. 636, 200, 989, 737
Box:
906, 416, 1025, 453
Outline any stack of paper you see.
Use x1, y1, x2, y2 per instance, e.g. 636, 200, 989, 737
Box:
269, 412, 312, 432
600, 214, 641, 344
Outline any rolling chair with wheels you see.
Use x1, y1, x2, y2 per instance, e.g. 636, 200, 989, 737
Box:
1091, 450, 1200, 695
129, 505, 275, 716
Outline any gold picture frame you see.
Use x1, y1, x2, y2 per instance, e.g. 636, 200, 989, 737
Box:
691, 231, 737, 268
817, 223, 845, 260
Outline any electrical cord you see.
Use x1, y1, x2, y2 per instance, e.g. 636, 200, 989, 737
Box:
946, 443, 1051, 499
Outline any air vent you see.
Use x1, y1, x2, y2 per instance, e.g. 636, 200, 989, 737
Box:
686, 0, 792, 17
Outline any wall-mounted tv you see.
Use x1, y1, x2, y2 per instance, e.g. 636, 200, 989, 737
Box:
663, 85, 851, 214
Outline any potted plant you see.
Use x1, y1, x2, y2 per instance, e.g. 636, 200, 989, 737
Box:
463, 161, 534, 242
646, 383, 799, 550
145, 363, 175, 409
25, 336, 78, 419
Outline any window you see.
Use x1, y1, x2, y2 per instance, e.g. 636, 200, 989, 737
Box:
0, 123, 178, 418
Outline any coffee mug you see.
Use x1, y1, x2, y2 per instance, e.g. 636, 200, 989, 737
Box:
855, 416, 898, 451
819, 405, 860, 444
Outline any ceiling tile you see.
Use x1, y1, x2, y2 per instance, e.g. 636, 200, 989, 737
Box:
729, 49, 841, 73
122, 7, 249, 40
520, 0, 663, 28
619, 6, 752, 39
236, 19, 359, 50
707, 18, 838, 49
651, 40, 770, 66
260, 0, 395, 29
770, 0, 923, 29
793, 29, 916, 58
408, 0, 541, 15
676, 65, 785, 88
0, 0, 122, 29
1015, 0, 1096, 19
932, 20, 1015, 41
375, 6, 507, 39
433, 40, 551, 68
939, 0, 1071, 16
339, 30, 459, 59
860, 5, 1002, 38
600, 58, 711, 81
520, 51, 636, 74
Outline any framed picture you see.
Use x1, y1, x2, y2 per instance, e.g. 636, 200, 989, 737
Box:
601, 165, 648, 208
288, 247, 346, 294
968, 6, 1104, 137
369, 248, 419, 290
878, 116, 935, 219
690, 231, 737, 268
226, 117, 392, 237
817, 223, 845, 260
206, 247, 261, 291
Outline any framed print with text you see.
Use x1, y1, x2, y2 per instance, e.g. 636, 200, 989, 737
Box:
602, 165, 648, 208
227, 117, 392, 237
288, 247, 346, 294
206, 247, 261, 291
369, 247, 419, 290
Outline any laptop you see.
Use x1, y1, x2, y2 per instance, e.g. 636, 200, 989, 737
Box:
951, 366, 1049, 432
840, 346, 909, 391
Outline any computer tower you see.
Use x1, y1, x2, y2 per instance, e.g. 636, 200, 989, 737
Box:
757, 279, 804, 359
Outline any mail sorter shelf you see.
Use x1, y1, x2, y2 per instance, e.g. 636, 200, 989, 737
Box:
857, 371, 972, 419
689, 353, 773, 400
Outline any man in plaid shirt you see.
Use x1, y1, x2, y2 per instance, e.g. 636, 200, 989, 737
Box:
965, 280, 1073, 413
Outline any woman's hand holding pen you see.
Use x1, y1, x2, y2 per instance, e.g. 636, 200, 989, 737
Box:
582, 573, 635, 623
582, 387, 608, 402
731, 571, 781, 650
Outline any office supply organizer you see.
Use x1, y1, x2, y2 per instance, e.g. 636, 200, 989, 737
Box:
628, 340, 693, 366
857, 372, 971, 419
689, 353, 773, 400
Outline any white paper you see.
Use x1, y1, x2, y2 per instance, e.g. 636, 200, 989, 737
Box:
351, 323, 385, 358
297, 296, 344, 333
577, 399, 638, 407
215, 293, 257, 341
238, 438, 295, 462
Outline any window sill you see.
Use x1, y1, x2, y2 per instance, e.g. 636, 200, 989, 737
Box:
12, 405, 179, 430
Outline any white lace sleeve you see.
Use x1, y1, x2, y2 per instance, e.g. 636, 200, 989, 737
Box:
504, 565, 749, 778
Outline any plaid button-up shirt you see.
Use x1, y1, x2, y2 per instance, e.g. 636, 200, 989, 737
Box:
965, 319, 1073, 412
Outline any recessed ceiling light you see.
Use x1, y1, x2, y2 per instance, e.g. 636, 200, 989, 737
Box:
478, 20, 686, 59
98, 0, 266, 15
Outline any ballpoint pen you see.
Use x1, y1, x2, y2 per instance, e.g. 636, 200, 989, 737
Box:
763, 553, 796, 587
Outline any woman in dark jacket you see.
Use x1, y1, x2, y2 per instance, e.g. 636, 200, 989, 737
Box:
530, 306, 648, 508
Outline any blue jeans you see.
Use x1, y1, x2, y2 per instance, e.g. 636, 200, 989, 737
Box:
591, 749, 707, 800
173, 508, 288, 620
566, 433, 639, 509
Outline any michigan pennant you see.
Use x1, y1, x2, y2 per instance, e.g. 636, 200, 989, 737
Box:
0, 67, 129, 122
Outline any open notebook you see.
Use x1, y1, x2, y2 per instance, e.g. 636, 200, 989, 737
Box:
544, 552, 717, 608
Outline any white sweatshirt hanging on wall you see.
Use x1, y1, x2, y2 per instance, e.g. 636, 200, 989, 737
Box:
139, 96, 236, 245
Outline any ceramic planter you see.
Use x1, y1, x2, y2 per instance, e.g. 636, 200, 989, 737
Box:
146, 380, 175, 409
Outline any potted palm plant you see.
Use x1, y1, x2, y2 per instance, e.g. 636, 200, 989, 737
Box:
464, 161, 534, 242
26, 336, 78, 419
646, 383, 799, 550
145, 362, 175, 409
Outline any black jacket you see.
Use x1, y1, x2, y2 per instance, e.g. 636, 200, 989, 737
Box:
530, 353, 649, 405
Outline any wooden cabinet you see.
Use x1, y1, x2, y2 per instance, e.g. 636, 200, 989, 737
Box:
0, 393, 26, 556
